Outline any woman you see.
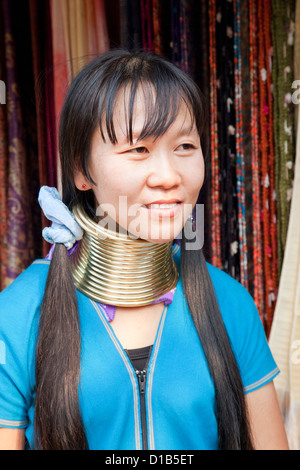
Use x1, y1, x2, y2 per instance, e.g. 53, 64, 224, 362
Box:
0, 50, 289, 450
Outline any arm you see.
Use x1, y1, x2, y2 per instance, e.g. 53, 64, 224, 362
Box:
246, 381, 289, 450
0, 428, 25, 450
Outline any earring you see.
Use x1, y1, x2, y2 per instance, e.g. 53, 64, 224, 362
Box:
82, 184, 87, 190
187, 213, 196, 232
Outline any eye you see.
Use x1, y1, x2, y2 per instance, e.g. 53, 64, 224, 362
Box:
176, 143, 196, 151
128, 146, 148, 154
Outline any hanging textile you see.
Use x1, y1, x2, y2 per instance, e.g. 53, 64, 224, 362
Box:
208, 0, 222, 269
271, 0, 296, 276
140, 0, 153, 51
0, 15, 8, 291
50, 0, 109, 114
197, 0, 210, 94
29, 0, 57, 257
50, 0, 109, 190
207, 0, 250, 287
178, 0, 193, 77
169, 0, 194, 77
120, 0, 142, 51
194, 0, 212, 263
269, 0, 300, 450
0, 0, 42, 290
233, 0, 248, 290
152, 0, 163, 55
241, 0, 255, 300
215, 0, 240, 282
0, 101, 8, 291
60, 0, 109, 79
248, 0, 265, 322
257, 0, 278, 335
49, 0, 110, 116
30, 0, 56, 189
171, 0, 181, 68
0, 2, 8, 291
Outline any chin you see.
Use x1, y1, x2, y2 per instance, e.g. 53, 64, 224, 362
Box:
122, 218, 184, 244
133, 229, 181, 244
145, 237, 174, 244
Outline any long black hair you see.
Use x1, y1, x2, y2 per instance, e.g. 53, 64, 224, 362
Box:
34, 49, 253, 450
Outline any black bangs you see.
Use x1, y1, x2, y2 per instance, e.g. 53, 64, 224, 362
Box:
96, 52, 205, 145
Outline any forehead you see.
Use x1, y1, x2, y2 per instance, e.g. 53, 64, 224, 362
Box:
101, 82, 196, 144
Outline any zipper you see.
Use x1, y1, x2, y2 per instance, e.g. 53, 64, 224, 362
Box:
135, 344, 153, 450
136, 369, 148, 450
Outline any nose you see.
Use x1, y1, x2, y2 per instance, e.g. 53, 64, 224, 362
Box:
146, 152, 181, 189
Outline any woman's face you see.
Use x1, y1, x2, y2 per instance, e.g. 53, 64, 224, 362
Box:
75, 88, 205, 243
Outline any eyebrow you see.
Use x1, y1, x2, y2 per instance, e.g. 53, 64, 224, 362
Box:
175, 125, 197, 137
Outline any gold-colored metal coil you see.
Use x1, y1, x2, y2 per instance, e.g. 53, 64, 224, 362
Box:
70, 205, 179, 306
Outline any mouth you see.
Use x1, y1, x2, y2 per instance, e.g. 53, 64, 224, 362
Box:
141, 201, 182, 218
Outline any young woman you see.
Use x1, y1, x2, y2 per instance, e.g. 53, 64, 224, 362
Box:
0, 50, 289, 450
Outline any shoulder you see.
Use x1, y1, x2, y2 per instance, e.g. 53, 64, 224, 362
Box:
205, 262, 263, 353
206, 261, 256, 313
206, 262, 278, 390
0, 260, 51, 425
173, 245, 257, 320
174, 247, 278, 391
0, 259, 50, 330
1, 259, 50, 296
0, 259, 50, 301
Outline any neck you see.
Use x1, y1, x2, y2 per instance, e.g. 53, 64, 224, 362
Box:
69, 205, 179, 307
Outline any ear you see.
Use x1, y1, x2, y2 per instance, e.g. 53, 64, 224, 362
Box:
74, 168, 92, 191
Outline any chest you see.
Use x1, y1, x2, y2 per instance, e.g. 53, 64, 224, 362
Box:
110, 302, 165, 349
77, 291, 218, 450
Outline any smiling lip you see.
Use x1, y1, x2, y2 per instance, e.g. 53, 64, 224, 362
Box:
145, 199, 182, 205
142, 201, 182, 218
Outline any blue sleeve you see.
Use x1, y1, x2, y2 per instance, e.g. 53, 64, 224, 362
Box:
0, 260, 49, 428
207, 263, 279, 394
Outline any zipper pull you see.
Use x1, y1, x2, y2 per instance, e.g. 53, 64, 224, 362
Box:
136, 370, 146, 394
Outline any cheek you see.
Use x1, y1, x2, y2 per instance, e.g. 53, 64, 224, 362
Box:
91, 164, 124, 203
186, 160, 205, 198
91, 164, 141, 225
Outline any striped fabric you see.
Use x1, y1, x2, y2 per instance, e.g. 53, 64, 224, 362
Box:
269, 0, 300, 449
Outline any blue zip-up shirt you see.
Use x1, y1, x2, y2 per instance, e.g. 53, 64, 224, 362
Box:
0, 247, 278, 449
